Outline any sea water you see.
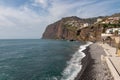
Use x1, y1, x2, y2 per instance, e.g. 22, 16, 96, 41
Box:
0, 39, 90, 80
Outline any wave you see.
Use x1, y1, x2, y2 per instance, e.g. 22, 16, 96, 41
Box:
60, 42, 92, 80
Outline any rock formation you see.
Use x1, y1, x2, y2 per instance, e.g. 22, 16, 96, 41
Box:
42, 16, 103, 41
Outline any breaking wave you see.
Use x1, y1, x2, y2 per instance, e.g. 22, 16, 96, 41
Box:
61, 42, 92, 80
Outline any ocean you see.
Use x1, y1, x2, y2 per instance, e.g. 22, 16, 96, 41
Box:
0, 39, 90, 80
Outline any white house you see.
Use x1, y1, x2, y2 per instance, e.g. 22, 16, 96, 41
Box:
83, 23, 89, 27
97, 18, 102, 22
101, 33, 113, 37
106, 29, 113, 34
106, 28, 120, 35
113, 28, 120, 35
102, 21, 106, 24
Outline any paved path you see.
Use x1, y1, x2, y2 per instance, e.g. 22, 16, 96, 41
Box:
110, 57, 120, 76
99, 43, 116, 56
99, 43, 120, 80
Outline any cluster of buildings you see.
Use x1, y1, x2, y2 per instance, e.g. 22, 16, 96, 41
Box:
65, 20, 90, 28
106, 28, 120, 35
98, 17, 120, 24
101, 28, 120, 40
65, 16, 120, 35
98, 17, 120, 39
93, 17, 119, 25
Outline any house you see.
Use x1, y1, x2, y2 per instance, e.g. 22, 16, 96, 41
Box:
97, 18, 102, 22
106, 28, 120, 35
101, 33, 113, 37
102, 17, 120, 24
108, 17, 114, 20
114, 17, 120, 20
106, 29, 113, 34
101, 21, 105, 24
113, 28, 120, 35
83, 23, 89, 27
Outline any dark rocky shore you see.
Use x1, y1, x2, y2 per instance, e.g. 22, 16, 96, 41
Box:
77, 43, 114, 80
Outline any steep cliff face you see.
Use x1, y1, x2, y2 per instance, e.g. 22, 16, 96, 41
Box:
42, 16, 102, 41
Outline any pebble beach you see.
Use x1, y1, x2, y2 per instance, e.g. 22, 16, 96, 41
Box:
78, 43, 114, 80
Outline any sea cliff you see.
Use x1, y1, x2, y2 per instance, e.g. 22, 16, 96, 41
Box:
42, 16, 102, 42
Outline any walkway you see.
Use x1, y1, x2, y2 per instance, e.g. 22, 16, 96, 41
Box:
80, 43, 113, 80
99, 43, 120, 80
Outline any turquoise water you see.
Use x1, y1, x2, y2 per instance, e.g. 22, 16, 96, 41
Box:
0, 39, 85, 80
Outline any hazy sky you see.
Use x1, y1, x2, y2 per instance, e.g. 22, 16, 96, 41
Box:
0, 0, 120, 39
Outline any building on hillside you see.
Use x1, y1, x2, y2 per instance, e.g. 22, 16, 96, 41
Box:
106, 29, 113, 34
97, 18, 102, 22
114, 17, 120, 20
101, 33, 113, 38
108, 17, 114, 20
106, 28, 120, 35
101, 21, 106, 24
101, 17, 120, 24
83, 23, 89, 27
113, 28, 120, 35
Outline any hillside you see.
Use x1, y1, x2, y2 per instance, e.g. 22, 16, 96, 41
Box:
42, 16, 102, 41
111, 13, 120, 17
42, 13, 120, 41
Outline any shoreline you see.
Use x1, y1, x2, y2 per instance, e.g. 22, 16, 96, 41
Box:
76, 43, 113, 80
75, 46, 91, 80
60, 42, 92, 80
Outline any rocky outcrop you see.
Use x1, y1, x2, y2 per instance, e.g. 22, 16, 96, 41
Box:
42, 16, 102, 41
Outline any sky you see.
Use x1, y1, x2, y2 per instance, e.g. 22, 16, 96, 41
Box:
0, 0, 120, 39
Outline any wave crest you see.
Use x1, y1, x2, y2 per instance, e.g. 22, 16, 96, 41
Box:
61, 42, 92, 80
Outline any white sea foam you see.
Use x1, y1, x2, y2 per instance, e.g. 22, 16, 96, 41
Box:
61, 42, 92, 80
